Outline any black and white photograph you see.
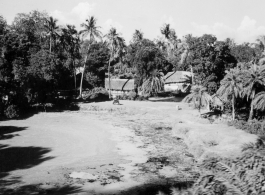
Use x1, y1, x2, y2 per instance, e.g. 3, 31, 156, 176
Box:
1, 0, 265, 194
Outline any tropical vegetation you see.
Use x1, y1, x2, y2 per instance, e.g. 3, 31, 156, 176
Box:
2, 8, 265, 195
1, 9, 265, 124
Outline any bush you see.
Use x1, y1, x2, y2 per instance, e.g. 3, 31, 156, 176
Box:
128, 91, 137, 100
117, 94, 128, 100
82, 87, 109, 102
228, 119, 265, 136
121, 94, 128, 100
135, 95, 148, 101
4, 105, 20, 119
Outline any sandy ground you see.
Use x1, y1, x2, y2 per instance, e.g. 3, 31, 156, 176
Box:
0, 100, 258, 194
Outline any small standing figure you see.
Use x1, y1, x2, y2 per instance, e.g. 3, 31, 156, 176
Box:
113, 96, 120, 105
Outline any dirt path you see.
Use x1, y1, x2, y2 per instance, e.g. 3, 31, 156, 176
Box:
0, 100, 258, 194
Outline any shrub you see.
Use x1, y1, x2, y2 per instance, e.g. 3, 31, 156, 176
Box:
4, 105, 20, 119
186, 138, 265, 194
122, 94, 129, 100
228, 119, 265, 136
128, 91, 137, 100
135, 96, 143, 101
82, 87, 109, 102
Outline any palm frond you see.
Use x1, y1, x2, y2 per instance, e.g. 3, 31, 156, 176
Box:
253, 91, 265, 111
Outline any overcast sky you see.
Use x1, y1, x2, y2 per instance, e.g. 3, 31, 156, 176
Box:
1, 0, 265, 43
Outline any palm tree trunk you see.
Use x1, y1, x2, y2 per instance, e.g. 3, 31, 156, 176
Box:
108, 58, 112, 99
248, 101, 254, 121
73, 60, 77, 95
79, 56, 87, 98
108, 46, 113, 99
190, 65, 194, 84
232, 94, 235, 120
198, 97, 201, 114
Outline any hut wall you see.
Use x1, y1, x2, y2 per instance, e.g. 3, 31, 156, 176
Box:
164, 83, 179, 92
111, 90, 131, 98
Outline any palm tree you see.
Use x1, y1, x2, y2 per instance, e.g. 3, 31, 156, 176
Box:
252, 91, 265, 111
179, 34, 194, 84
132, 29, 143, 43
155, 37, 167, 52
183, 85, 212, 113
142, 71, 164, 95
217, 68, 242, 120
160, 24, 171, 39
160, 23, 179, 58
242, 64, 265, 121
60, 25, 80, 93
44, 16, 59, 53
78, 16, 102, 98
105, 27, 126, 98
256, 35, 265, 54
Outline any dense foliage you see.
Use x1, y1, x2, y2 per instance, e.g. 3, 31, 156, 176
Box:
183, 137, 265, 194
1, 10, 265, 122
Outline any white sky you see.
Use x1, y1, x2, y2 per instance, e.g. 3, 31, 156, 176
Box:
1, 0, 265, 43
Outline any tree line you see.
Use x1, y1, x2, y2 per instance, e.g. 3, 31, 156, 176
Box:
0, 10, 264, 119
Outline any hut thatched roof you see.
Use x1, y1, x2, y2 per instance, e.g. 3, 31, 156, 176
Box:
105, 79, 134, 91
164, 71, 192, 84
211, 94, 225, 106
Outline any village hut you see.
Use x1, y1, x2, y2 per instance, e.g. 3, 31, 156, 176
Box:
105, 79, 135, 98
164, 71, 192, 93
211, 94, 225, 111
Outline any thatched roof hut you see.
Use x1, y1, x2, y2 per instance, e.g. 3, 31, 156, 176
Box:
164, 71, 192, 84
105, 79, 135, 91
211, 94, 225, 108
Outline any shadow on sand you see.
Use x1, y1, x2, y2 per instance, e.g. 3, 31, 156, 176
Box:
148, 96, 184, 103
0, 126, 28, 140
1, 183, 83, 195
0, 144, 54, 173
0, 125, 83, 194
120, 182, 193, 195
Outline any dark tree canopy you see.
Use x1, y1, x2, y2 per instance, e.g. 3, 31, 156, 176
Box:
231, 43, 259, 63
126, 39, 171, 86
84, 42, 109, 88
184, 34, 237, 94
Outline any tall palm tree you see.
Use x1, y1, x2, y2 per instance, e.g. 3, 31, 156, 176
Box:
242, 64, 265, 121
78, 16, 102, 98
217, 68, 242, 120
44, 16, 59, 53
179, 34, 194, 84
183, 85, 212, 113
160, 23, 179, 58
132, 29, 143, 44
60, 25, 80, 93
105, 27, 126, 98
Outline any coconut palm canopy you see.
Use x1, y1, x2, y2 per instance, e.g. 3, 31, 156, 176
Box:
253, 91, 265, 111
132, 29, 143, 43
241, 64, 265, 120
217, 68, 242, 120
183, 85, 212, 112
142, 75, 164, 95
217, 69, 242, 101
79, 16, 102, 41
